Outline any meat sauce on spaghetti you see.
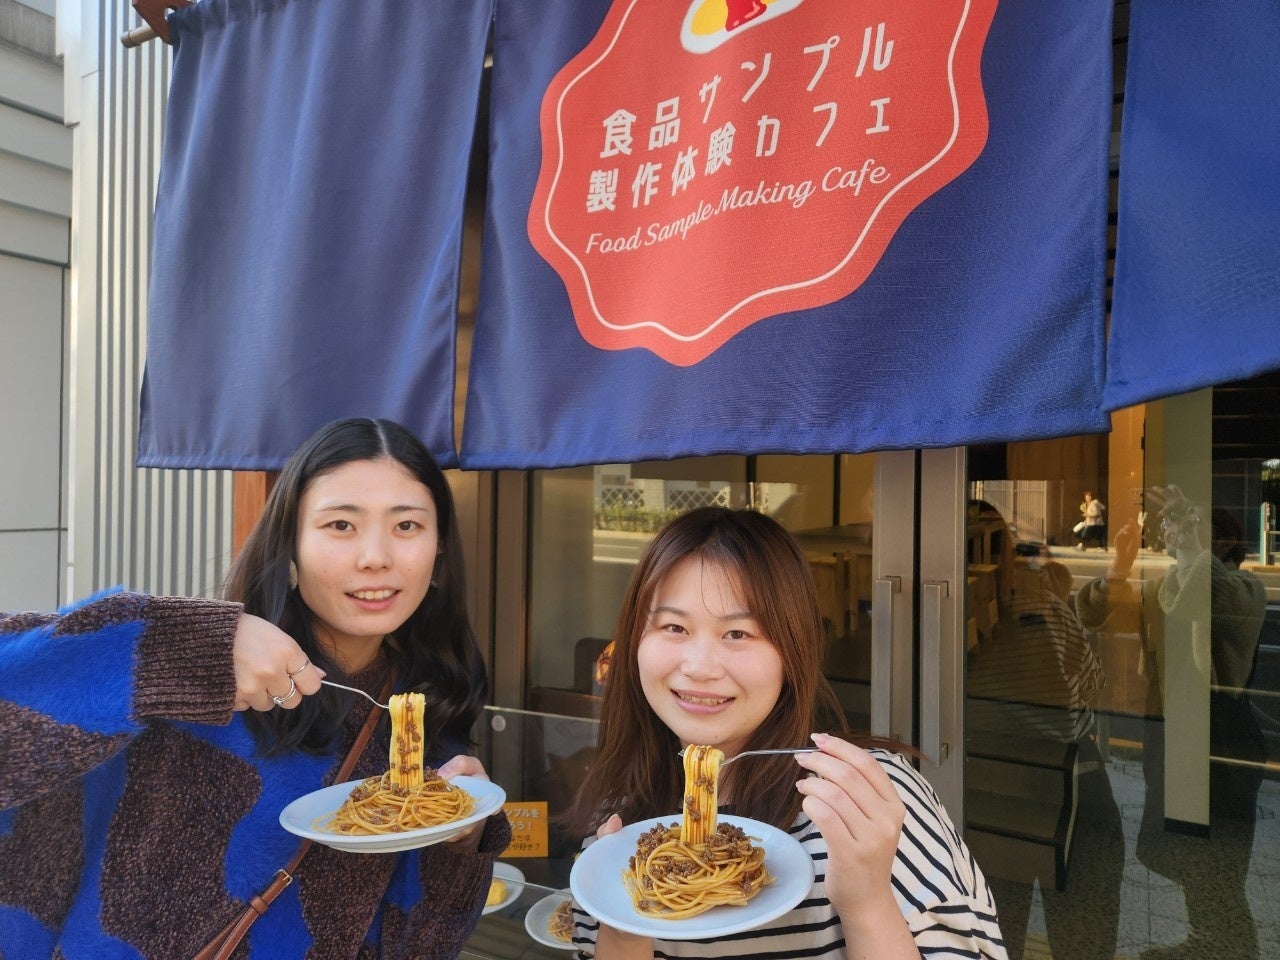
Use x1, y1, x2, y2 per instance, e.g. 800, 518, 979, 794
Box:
316, 692, 476, 835
623, 745, 773, 918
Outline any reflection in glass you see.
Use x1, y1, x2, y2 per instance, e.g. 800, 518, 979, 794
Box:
964, 498, 1123, 960
964, 387, 1279, 960
1076, 494, 1268, 960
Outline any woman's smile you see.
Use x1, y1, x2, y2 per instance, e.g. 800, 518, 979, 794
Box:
346, 587, 400, 610
672, 689, 736, 712
349, 588, 396, 601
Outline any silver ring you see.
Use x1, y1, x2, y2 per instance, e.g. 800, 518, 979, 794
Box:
286, 659, 311, 678
272, 677, 299, 707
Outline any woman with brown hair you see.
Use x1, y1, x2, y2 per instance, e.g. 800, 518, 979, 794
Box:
564, 507, 1005, 960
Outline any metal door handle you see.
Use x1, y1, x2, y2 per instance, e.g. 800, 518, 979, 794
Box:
921, 580, 950, 764
871, 576, 900, 737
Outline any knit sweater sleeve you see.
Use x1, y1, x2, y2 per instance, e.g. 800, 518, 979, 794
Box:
0, 590, 243, 810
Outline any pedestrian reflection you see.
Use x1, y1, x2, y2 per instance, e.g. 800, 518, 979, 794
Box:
1076, 486, 1266, 959
966, 500, 1124, 960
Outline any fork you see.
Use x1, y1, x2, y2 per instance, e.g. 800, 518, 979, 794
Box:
678, 747, 819, 768
320, 679, 390, 709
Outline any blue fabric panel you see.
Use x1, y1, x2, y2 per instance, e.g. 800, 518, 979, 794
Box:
138, 0, 494, 469
1105, 0, 1280, 409
463, 0, 1112, 468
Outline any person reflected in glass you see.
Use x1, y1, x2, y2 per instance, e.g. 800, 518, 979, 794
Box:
565, 507, 1007, 959
1075, 485, 1267, 960
965, 500, 1123, 960
0, 417, 508, 959
1075, 490, 1106, 551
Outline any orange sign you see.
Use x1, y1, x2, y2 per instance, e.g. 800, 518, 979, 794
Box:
501, 801, 550, 858
529, 0, 997, 365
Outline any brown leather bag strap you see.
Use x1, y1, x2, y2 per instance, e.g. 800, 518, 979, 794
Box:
193, 679, 392, 960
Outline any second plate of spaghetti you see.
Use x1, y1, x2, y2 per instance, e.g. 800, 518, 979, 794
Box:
279, 775, 506, 853
524, 889, 577, 949
569, 814, 814, 940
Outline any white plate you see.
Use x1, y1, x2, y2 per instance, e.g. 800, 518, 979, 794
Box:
483, 862, 526, 915
569, 814, 814, 940
278, 775, 506, 853
524, 888, 576, 950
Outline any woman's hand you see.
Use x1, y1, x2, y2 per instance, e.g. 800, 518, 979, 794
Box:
231, 612, 324, 711
438, 755, 491, 847
795, 734, 918, 957
1151, 483, 1207, 562
438, 754, 489, 782
1108, 521, 1141, 580
595, 812, 623, 839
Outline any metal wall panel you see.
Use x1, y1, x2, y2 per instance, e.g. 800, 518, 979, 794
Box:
65, 0, 232, 600
0, 1, 69, 610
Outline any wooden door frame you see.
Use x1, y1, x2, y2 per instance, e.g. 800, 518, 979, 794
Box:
232, 472, 276, 558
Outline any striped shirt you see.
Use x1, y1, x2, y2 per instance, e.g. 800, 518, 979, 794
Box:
572, 749, 1006, 959
967, 589, 1105, 744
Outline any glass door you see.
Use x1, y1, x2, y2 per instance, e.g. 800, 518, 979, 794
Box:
949, 381, 1280, 960
471, 451, 919, 959
515, 451, 917, 735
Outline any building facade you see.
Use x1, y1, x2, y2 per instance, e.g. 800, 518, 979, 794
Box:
0, 0, 70, 611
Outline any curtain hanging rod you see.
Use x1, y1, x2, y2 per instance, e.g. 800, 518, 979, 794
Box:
122, 24, 159, 47
122, 0, 186, 47
120, 2, 500, 58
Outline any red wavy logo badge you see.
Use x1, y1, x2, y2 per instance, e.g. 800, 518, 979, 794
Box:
529, 0, 998, 366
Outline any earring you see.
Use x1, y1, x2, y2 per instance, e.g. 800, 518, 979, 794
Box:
289, 561, 299, 590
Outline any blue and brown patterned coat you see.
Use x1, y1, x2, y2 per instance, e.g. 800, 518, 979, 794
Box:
0, 591, 509, 959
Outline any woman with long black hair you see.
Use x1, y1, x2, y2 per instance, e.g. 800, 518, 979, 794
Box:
0, 417, 508, 959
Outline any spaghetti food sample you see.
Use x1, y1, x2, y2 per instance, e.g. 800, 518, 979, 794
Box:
317, 692, 476, 835
623, 745, 773, 918
548, 898, 575, 943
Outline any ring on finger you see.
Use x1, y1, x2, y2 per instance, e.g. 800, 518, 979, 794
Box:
286, 659, 311, 678
271, 677, 299, 707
